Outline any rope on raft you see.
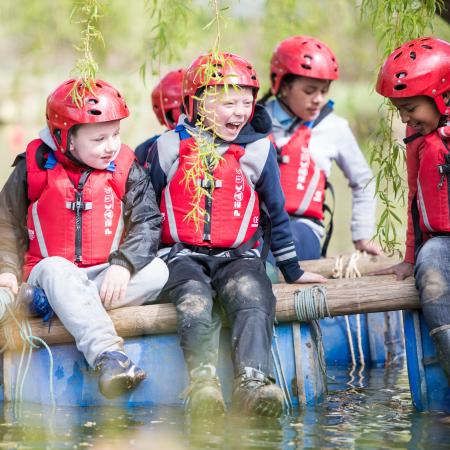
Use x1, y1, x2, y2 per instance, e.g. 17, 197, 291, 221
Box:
0, 287, 56, 409
332, 251, 366, 386
293, 285, 330, 322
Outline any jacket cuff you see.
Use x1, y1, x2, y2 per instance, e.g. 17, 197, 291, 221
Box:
0, 265, 20, 280
108, 256, 134, 274
278, 259, 304, 284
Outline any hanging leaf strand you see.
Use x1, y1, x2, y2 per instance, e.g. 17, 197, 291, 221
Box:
180, 0, 233, 230
69, 0, 106, 106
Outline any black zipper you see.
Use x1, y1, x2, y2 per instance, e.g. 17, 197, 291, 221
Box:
72, 169, 93, 262
203, 157, 214, 242
444, 141, 450, 218
437, 139, 450, 217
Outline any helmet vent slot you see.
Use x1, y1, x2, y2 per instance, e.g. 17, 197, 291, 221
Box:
394, 84, 407, 91
393, 52, 402, 60
87, 109, 102, 115
409, 51, 416, 60
421, 44, 432, 50
87, 98, 98, 104
95, 83, 103, 88
396, 72, 407, 79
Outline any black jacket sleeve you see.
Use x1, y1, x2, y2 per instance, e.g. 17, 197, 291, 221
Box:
108, 161, 163, 274
0, 158, 29, 280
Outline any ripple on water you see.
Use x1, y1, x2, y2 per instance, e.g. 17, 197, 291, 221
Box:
1, 366, 450, 449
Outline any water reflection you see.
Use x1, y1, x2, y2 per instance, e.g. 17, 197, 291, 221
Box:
1, 366, 450, 449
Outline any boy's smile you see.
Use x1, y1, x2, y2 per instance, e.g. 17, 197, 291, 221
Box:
69, 120, 122, 169
390, 96, 442, 136
199, 86, 255, 141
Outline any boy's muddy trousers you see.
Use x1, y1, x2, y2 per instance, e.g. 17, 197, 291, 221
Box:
415, 236, 450, 381
160, 254, 276, 376
28, 256, 169, 367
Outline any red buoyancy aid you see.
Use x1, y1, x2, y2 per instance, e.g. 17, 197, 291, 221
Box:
160, 136, 260, 248
416, 129, 450, 233
277, 124, 326, 220
23, 139, 135, 279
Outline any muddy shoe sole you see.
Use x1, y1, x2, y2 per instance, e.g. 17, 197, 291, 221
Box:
99, 368, 147, 399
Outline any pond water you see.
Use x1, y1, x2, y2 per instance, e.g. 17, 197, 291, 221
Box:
1, 365, 449, 449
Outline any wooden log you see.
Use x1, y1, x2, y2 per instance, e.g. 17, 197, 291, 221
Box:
273, 275, 419, 322
279, 253, 400, 279
1, 275, 418, 348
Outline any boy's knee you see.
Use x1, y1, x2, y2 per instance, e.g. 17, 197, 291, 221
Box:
223, 272, 266, 300
34, 256, 76, 278
173, 280, 212, 319
222, 272, 275, 312
417, 266, 447, 305
136, 257, 169, 289
151, 257, 169, 288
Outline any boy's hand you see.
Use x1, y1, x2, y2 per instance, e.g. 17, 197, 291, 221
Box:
0, 272, 18, 294
100, 264, 131, 309
294, 271, 328, 284
368, 261, 414, 280
354, 239, 383, 256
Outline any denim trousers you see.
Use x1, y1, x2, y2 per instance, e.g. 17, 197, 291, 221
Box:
415, 236, 450, 335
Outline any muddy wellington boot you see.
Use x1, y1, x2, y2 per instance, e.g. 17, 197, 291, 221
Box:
183, 364, 226, 417
232, 367, 284, 418
94, 351, 147, 399
432, 328, 450, 384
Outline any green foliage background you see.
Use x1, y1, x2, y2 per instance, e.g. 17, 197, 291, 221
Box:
0, 0, 449, 254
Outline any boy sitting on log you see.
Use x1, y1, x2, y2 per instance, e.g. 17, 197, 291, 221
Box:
374, 37, 450, 383
148, 52, 326, 418
0, 79, 169, 399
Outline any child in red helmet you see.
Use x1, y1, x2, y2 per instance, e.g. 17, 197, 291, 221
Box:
0, 79, 168, 399
135, 69, 185, 167
373, 37, 450, 382
261, 35, 381, 259
148, 52, 326, 417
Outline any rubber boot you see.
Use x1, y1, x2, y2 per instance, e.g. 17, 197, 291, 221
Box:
432, 328, 450, 384
232, 367, 284, 418
183, 364, 226, 417
94, 351, 147, 399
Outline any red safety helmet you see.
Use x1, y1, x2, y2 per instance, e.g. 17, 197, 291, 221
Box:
270, 35, 339, 95
376, 37, 450, 115
182, 52, 260, 122
151, 69, 185, 129
46, 78, 130, 152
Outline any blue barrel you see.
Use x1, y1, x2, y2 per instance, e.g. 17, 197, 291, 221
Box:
266, 263, 405, 368
403, 310, 450, 413
321, 311, 405, 367
1, 322, 326, 408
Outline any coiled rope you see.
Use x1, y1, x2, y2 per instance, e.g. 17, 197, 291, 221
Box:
293, 285, 332, 383
293, 285, 330, 322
